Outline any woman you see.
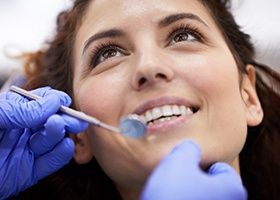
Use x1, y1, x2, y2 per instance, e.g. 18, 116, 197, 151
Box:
11, 0, 280, 199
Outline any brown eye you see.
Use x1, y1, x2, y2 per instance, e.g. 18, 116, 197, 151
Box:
90, 43, 126, 68
168, 25, 204, 46
173, 32, 195, 43
103, 49, 118, 59
97, 47, 123, 63
174, 33, 189, 42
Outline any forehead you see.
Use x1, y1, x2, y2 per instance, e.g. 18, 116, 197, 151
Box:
73, 0, 223, 61
80, 0, 214, 29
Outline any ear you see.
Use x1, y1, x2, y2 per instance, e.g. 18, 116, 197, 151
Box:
69, 130, 94, 164
241, 65, 264, 126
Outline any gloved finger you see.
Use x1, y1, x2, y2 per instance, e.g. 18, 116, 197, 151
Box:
0, 129, 28, 167
34, 137, 74, 180
29, 115, 65, 157
141, 141, 202, 200
0, 86, 73, 129
3, 86, 71, 107
146, 140, 202, 182
2, 87, 54, 102
207, 162, 248, 199
0, 89, 53, 129
0, 94, 61, 129
208, 162, 245, 187
208, 162, 239, 177
30, 87, 72, 107
0, 130, 33, 199
60, 113, 89, 134
0, 91, 28, 103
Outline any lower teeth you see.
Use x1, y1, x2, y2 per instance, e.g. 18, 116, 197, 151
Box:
148, 116, 179, 125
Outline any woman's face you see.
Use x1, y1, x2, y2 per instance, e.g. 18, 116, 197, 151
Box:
72, 0, 262, 195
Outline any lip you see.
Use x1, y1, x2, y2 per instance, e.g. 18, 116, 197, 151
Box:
132, 96, 198, 134
146, 113, 194, 133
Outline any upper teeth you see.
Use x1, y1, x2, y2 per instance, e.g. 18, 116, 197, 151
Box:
140, 105, 193, 124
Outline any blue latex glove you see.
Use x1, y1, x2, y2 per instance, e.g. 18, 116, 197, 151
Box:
0, 87, 88, 199
141, 140, 247, 200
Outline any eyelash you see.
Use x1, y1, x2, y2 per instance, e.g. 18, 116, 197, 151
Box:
167, 23, 205, 44
89, 24, 205, 68
89, 42, 124, 67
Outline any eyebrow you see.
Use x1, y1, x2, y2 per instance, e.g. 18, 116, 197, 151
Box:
158, 13, 208, 28
83, 29, 125, 55
82, 13, 207, 55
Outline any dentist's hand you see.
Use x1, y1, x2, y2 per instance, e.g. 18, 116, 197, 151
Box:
0, 87, 88, 199
141, 140, 247, 200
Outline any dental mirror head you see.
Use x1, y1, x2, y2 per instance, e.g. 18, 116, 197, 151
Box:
119, 114, 147, 138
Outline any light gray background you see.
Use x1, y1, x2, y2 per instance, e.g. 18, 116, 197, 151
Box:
0, 0, 279, 83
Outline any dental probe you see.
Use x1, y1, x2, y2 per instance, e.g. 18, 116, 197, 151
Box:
10, 85, 147, 138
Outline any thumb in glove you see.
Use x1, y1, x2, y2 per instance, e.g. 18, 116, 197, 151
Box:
141, 140, 247, 200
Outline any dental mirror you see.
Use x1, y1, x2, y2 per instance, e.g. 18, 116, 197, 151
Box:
119, 114, 147, 138
10, 85, 147, 138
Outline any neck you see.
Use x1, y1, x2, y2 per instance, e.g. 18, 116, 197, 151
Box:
231, 156, 241, 175
117, 184, 143, 200
116, 181, 145, 200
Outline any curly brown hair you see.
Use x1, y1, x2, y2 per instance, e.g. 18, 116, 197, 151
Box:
12, 0, 280, 199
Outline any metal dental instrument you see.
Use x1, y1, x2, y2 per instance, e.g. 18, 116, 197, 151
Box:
10, 85, 147, 138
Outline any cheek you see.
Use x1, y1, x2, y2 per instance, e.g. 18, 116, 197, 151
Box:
177, 53, 241, 104
177, 54, 247, 164
73, 72, 127, 126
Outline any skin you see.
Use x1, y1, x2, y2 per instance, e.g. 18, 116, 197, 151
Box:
72, 0, 263, 199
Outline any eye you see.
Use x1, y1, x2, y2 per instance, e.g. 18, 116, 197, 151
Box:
173, 33, 196, 43
90, 44, 125, 67
97, 46, 123, 63
168, 24, 204, 45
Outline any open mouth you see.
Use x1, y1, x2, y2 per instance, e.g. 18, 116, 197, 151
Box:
138, 105, 198, 125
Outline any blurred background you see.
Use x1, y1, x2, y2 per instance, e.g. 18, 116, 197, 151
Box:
0, 0, 280, 86
0, 0, 72, 86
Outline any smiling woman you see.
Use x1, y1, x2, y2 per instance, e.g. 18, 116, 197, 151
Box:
8, 0, 280, 199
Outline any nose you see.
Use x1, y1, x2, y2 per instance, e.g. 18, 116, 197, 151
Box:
131, 50, 174, 90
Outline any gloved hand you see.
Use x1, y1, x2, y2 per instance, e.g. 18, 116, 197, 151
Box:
0, 87, 88, 199
141, 140, 247, 200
